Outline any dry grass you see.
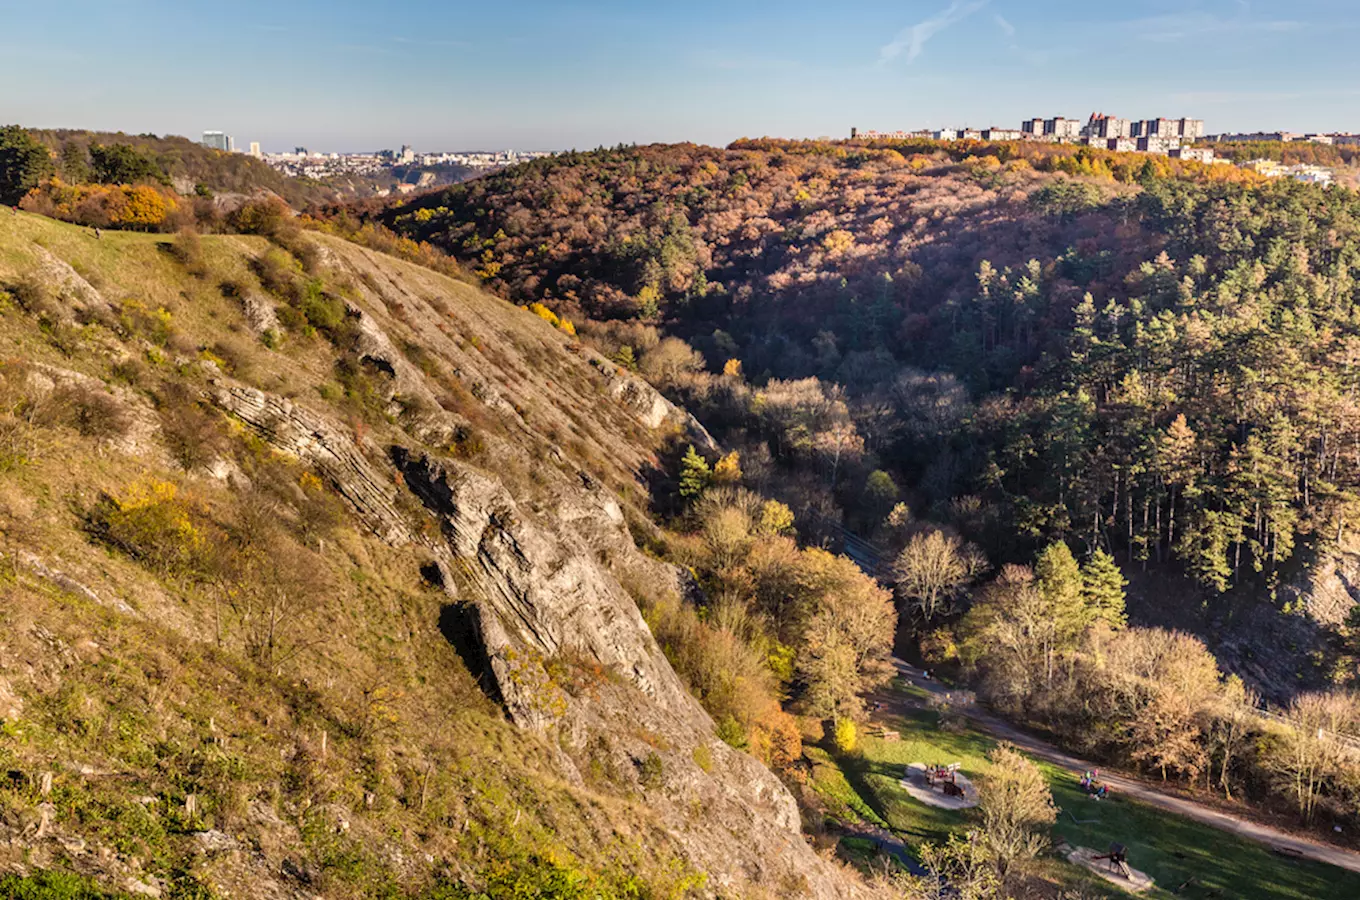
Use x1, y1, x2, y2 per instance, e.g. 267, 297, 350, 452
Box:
0, 212, 720, 899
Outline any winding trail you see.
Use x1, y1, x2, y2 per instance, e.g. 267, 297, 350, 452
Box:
887, 660, 1360, 876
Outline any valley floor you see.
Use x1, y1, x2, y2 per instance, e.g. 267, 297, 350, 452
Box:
816, 663, 1360, 899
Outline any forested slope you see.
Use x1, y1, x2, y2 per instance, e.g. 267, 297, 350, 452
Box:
387, 140, 1360, 625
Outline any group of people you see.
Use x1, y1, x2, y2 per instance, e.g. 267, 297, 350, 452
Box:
1079, 769, 1110, 800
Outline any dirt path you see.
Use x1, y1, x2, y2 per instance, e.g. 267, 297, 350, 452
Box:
889, 660, 1360, 876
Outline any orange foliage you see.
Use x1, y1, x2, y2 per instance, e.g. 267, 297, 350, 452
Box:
21, 178, 177, 230
747, 704, 802, 771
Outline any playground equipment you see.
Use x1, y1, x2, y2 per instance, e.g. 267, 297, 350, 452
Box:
902, 762, 978, 810
1091, 842, 1133, 880
924, 763, 965, 797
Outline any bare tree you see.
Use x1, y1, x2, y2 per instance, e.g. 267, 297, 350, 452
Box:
892, 529, 986, 622
893, 833, 999, 900
1208, 676, 1259, 799
978, 743, 1056, 879
1266, 691, 1352, 824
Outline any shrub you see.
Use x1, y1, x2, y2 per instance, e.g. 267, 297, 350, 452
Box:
92, 479, 209, 577
715, 715, 747, 750
207, 337, 254, 379
50, 383, 129, 440
117, 299, 175, 347
0, 870, 123, 899
9, 274, 59, 321
833, 719, 857, 753
21, 179, 177, 231
229, 196, 291, 236
638, 751, 664, 789
169, 228, 206, 275
299, 279, 346, 331
691, 743, 713, 773
156, 384, 228, 471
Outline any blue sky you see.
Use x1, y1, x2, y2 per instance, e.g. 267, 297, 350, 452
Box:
1, 0, 1357, 152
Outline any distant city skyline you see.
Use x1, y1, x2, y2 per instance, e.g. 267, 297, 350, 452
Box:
3, 0, 1359, 152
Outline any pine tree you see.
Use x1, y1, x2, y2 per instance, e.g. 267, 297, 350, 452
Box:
1080, 549, 1128, 628
1034, 542, 1088, 645
678, 445, 711, 500
0, 125, 53, 206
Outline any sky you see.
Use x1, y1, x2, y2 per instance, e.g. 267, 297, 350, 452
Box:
2, 0, 1358, 152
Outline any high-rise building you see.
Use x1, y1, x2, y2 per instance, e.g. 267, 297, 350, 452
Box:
1021, 118, 1045, 136
400, 144, 415, 164
1083, 113, 1132, 140
1045, 117, 1081, 140
249, 142, 262, 158
1177, 118, 1205, 140
202, 131, 232, 152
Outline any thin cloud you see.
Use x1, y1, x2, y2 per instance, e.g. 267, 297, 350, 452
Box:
991, 10, 1044, 66
879, 0, 989, 66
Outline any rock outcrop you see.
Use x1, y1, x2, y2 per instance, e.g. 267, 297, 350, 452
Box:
208, 383, 415, 546
31, 245, 113, 323
595, 357, 721, 455
392, 449, 703, 730
389, 447, 871, 897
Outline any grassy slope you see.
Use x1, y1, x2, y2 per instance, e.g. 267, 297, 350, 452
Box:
811, 679, 1360, 899
0, 213, 716, 898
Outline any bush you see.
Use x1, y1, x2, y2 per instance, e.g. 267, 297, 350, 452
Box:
169, 228, 206, 275
157, 384, 229, 471
51, 383, 130, 440
91, 479, 210, 578
638, 751, 664, 789
230, 196, 291, 236
0, 870, 123, 899
9, 274, 59, 321
21, 179, 178, 231
715, 715, 747, 750
299, 278, 346, 331
833, 719, 857, 753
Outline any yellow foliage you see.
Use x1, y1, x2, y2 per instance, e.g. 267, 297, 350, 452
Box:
30, 178, 176, 230
118, 185, 174, 226
713, 451, 742, 484
722, 358, 742, 378
822, 229, 854, 257
756, 500, 795, 536
526, 301, 577, 335
528, 301, 562, 328
833, 719, 857, 753
101, 479, 207, 575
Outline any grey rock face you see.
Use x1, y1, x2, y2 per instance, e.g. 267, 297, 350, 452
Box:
393, 449, 704, 728
31, 245, 113, 323
391, 448, 874, 898
208, 384, 414, 546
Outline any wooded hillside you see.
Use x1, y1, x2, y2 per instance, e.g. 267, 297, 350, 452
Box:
386, 141, 1360, 610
